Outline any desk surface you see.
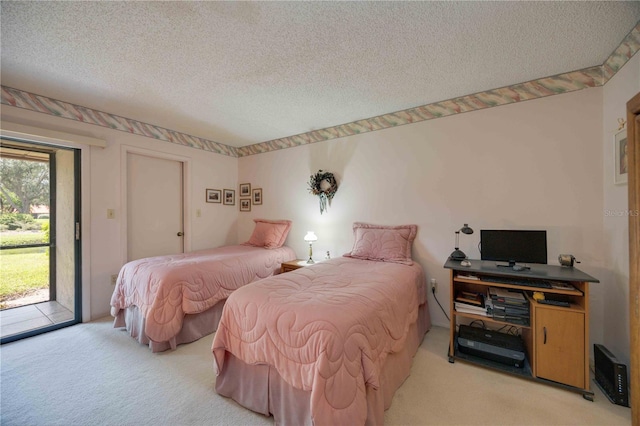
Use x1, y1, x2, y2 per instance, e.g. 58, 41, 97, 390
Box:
443, 258, 599, 283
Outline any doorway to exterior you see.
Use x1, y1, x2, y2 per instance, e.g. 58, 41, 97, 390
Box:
0, 139, 81, 343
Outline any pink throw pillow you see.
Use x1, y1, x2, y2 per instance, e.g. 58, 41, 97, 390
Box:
244, 219, 292, 249
344, 222, 417, 265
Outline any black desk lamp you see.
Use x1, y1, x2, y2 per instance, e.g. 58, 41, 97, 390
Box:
449, 223, 474, 260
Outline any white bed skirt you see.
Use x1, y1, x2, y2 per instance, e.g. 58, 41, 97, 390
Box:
215, 302, 431, 425
113, 300, 226, 352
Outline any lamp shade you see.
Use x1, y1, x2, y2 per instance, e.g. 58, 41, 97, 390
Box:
304, 231, 318, 243
459, 224, 473, 235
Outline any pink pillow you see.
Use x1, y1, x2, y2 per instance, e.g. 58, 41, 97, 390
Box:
244, 219, 292, 249
344, 222, 417, 265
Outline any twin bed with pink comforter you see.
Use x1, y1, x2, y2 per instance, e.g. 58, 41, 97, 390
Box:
212, 223, 431, 425
111, 219, 430, 423
110, 244, 296, 352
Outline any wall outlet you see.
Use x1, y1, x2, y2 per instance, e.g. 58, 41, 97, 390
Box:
430, 278, 437, 292
111, 274, 118, 286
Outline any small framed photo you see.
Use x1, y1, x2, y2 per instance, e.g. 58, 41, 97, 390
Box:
223, 189, 235, 205
239, 183, 251, 197
239, 198, 251, 212
252, 188, 263, 205
614, 129, 628, 185
206, 189, 221, 203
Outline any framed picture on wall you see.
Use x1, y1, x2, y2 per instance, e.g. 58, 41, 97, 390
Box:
239, 183, 251, 197
240, 198, 251, 212
252, 188, 262, 205
223, 189, 235, 205
614, 129, 628, 185
206, 189, 221, 203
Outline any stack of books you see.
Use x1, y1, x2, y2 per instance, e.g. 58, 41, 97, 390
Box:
488, 287, 530, 325
454, 290, 487, 316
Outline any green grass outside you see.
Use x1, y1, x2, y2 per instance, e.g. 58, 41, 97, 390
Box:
0, 246, 49, 300
0, 231, 47, 247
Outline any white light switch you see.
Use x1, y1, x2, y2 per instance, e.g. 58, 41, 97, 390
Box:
107, 209, 115, 219
196, 209, 201, 218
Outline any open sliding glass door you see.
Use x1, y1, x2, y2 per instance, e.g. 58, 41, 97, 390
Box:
0, 139, 81, 343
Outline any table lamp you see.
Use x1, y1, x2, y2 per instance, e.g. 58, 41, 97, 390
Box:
449, 223, 473, 260
304, 231, 318, 264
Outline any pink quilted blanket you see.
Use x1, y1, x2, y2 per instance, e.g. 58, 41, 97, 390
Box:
212, 257, 427, 425
110, 245, 296, 343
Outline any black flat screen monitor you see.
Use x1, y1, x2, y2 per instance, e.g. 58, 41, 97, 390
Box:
481, 230, 547, 265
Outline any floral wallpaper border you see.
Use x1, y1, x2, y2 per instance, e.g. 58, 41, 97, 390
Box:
237, 66, 604, 156
240, 23, 640, 157
0, 86, 238, 157
1, 23, 638, 158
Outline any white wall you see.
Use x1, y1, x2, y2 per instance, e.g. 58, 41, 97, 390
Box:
238, 88, 606, 344
1, 107, 239, 320
601, 52, 640, 369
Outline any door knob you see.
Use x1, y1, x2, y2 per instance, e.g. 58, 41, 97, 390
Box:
177, 232, 184, 237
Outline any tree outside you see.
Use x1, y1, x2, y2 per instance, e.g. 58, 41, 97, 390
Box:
0, 157, 50, 308
0, 158, 49, 214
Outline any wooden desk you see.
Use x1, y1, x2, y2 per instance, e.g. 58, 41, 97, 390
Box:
444, 258, 599, 400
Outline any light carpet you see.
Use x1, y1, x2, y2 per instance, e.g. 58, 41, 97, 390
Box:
0, 317, 631, 425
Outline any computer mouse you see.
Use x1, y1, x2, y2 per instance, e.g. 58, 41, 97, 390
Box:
460, 260, 471, 267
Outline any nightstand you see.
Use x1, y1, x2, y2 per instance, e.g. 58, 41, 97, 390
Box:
281, 259, 316, 273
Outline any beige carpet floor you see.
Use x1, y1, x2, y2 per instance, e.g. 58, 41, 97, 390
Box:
0, 316, 631, 425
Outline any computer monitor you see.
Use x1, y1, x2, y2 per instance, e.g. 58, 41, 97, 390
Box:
480, 230, 547, 265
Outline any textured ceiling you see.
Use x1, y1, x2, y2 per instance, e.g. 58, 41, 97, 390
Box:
2, 2, 640, 149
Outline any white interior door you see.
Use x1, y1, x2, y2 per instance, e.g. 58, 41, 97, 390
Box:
127, 153, 183, 261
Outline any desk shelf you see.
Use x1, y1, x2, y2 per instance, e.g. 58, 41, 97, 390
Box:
452, 310, 531, 329
451, 337, 533, 378
453, 276, 585, 297
450, 338, 594, 400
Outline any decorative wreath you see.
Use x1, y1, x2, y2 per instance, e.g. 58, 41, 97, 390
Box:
308, 170, 338, 214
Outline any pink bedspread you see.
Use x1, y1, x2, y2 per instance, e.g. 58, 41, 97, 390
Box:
110, 245, 296, 343
212, 257, 427, 425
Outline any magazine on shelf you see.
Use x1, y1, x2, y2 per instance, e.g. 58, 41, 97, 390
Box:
492, 305, 529, 316
489, 287, 526, 303
492, 313, 530, 326
454, 302, 488, 316
455, 290, 485, 306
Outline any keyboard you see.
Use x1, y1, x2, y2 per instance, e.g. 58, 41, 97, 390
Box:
484, 275, 553, 289
538, 299, 570, 307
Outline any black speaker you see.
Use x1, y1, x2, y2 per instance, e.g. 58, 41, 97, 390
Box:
593, 344, 629, 407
